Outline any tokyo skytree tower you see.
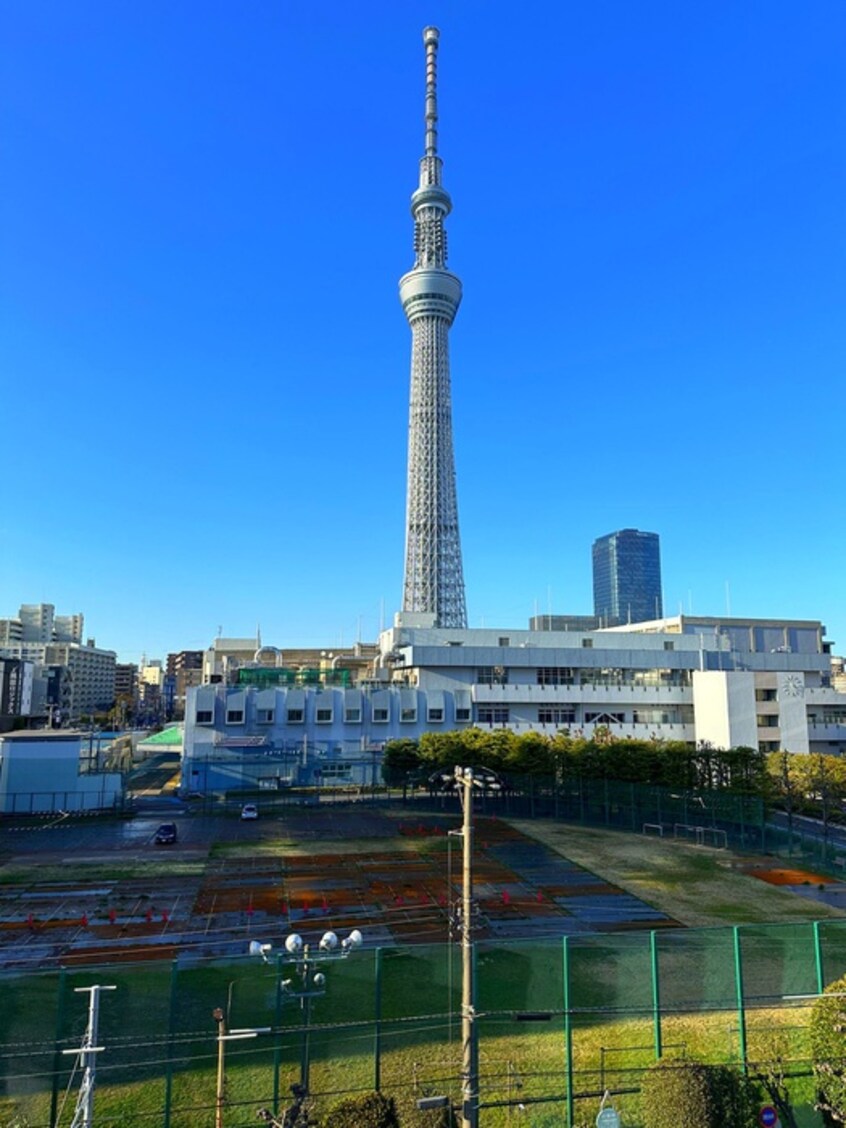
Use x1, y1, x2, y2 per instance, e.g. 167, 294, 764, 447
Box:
399, 27, 468, 629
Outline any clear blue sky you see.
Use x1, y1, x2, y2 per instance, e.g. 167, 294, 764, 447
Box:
2, 2, 844, 664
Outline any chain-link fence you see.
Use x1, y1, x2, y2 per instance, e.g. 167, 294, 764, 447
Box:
1, 918, 844, 1127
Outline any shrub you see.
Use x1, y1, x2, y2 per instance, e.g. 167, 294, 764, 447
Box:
322, 1091, 401, 1128
640, 1060, 758, 1128
811, 973, 846, 1123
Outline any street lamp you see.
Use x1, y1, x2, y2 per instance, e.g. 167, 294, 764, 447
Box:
249, 929, 364, 1108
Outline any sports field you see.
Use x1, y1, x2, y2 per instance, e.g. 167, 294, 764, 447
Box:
0, 804, 843, 1126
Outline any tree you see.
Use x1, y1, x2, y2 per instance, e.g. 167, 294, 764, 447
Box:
322, 1091, 400, 1128
382, 740, 421, 790
811, 973, 846, 1123
753, 1028, 801, 1128
640, 1061, 758, 1128
767, 751, 803, 847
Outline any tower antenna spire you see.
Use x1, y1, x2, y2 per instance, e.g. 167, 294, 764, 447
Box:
423, 26, 439, 157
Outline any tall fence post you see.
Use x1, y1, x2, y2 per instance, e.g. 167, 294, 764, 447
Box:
49, 966, 67, 1128
273, 951, 284, 1113
650, 931, 662, 1060
732, 926, 747, 1073
813, 920, 825, 995
163, 957, 179, 1128
373, 947, 382, 1092
563, 936, 574, 1128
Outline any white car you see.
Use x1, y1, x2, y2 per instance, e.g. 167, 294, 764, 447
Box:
240, 803, 259, 821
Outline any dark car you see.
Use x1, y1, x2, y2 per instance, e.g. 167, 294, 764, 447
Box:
154, 822, 178, 845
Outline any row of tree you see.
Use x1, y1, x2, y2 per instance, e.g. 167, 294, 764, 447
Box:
383, 730, 771, 792
383, 731, 846, 816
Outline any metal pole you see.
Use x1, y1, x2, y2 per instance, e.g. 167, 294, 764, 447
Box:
49, 968, 66, 1128
163, 959, 179, 1128
459, 767, 478, 1128
374, 947, 383, 1092
301, 947, 312, 1094
273, 953, 284, 1114
563, 936, 574, 1128
650, 931, 662, 1059
732, 926, 747, 1073
813, 920, 825, 995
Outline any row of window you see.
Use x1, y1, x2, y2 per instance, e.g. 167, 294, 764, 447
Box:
198, 705, 473, 726
199, 703, 694, 727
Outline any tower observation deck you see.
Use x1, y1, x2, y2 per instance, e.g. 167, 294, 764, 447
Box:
399, 26, 468, 629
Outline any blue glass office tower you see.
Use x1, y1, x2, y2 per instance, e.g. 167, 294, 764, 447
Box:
592, 529, 663, 627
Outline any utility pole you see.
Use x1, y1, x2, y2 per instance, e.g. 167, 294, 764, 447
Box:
214, 1008, 226, 1128
455, 766, 479, 1128
212, 1005, 271, 1128
64, 983, 116, 1128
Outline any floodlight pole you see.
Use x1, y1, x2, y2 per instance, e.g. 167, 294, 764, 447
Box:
456, 766, 479, 1128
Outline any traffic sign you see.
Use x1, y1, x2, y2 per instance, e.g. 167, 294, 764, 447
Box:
759, 1106, 778, 1128
596, 1109, 621, 1128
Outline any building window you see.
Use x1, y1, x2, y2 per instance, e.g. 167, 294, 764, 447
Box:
477, 706, 509, 725
400, 707, 417, 723
319, 763, 352, 780
286, 708, 304, 724
581, 639, 593, 649
757, 715, 778, 728
373, 708, 389, 723
226, 710, 244, 724
498, 637, 510, 647
316, 709, 332, 724
755, 689, 778, 702
256, 709, 274, 724
455, 707, 471, 722
477, 667, 508, 685
585, 711, 624, 724
537, 667, 573, 686
663, 641, 674, 651
344, 708, 361, 723
196, 709, 213, 724
538, 707, 575, 724
428, 707, 444, 722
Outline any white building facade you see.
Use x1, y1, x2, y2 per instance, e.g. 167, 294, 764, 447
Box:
181, 615, 846, 792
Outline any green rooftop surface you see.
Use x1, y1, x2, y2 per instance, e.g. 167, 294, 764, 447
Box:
139, 726, 183, 746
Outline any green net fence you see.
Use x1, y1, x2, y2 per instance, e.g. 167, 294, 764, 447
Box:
2, 919, 845, 1127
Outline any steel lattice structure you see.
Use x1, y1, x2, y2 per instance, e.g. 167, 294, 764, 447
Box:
399, 27, 468, 629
